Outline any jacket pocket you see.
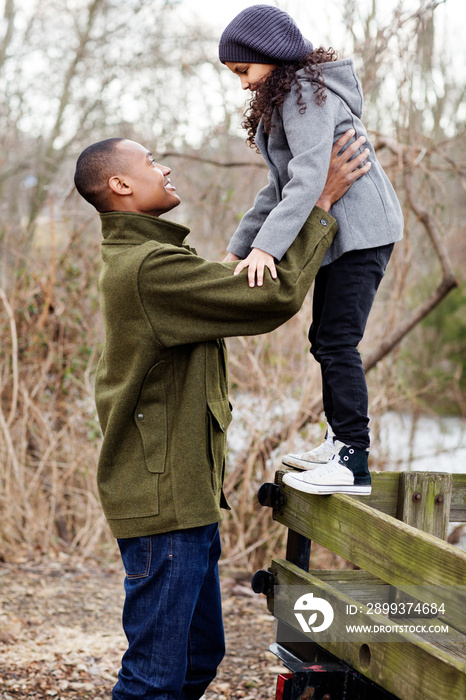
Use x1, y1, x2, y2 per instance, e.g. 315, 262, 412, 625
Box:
206, 398, 232, 494
134, 362, 168, 473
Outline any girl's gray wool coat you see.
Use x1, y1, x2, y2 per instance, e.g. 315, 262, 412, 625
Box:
227, 58, 404, 265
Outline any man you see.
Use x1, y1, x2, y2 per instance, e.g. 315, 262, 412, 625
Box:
73, 131, 370, 700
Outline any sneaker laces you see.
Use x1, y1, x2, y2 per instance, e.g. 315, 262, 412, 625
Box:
310, 440, 333, 455
311, 460, 343, 476
307, 432, 336, 455
299, 460, 347, 483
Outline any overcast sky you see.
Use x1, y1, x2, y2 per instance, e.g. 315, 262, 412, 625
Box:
180, 0, 465, 57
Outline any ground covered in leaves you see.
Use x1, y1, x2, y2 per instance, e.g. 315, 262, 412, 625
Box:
0, 556, 286, 699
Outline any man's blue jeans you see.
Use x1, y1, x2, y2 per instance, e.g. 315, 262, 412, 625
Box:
112, 523, 224, 700
309, 244, 394, 450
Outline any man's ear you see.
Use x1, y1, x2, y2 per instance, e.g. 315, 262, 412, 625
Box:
108, 175, 132, 196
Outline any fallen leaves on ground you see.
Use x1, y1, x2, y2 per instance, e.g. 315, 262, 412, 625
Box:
0, 557, 286, 699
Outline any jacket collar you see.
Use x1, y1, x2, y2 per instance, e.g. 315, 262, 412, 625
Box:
100, 211, 191, 247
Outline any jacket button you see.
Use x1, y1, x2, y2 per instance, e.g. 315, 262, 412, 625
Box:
137, 413, 144, 420
320, 218, 328, 226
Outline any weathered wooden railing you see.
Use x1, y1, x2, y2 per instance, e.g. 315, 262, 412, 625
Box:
253, 471, 466, 700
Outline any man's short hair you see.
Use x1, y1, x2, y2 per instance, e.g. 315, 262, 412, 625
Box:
74, 138, 129, 212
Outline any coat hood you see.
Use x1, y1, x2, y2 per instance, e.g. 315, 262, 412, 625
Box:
300, 57, 364, 118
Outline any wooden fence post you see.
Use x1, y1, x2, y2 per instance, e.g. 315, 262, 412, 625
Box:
396, 471, 452, 540
285, 530, 311, 572
392, 471, 452, 615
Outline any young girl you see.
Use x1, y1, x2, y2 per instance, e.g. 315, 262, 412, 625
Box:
219, 4, 403, 495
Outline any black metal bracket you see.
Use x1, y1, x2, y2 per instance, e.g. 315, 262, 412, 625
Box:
251, 568, 275, 597
258, 482, 287, 511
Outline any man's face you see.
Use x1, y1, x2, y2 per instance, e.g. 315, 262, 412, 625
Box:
116, 140, 181, 216
225, 61, 276, 91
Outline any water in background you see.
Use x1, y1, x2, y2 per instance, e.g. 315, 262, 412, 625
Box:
228, 397, 466, 474
378, 411, 466, 474
227, 399, 466, 548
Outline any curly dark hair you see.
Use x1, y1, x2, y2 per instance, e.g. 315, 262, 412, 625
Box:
242, 47, 339, 150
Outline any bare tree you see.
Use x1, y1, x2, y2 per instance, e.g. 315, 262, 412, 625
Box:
0, 0, 222, 263
0, 0, 464, 564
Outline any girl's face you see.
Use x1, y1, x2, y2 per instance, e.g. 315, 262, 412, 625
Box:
225, 62, 276, 91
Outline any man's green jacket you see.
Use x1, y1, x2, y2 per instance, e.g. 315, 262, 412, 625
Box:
96, 209, 337, 539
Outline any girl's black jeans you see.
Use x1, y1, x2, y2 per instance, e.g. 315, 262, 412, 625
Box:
309, 243, 394, 451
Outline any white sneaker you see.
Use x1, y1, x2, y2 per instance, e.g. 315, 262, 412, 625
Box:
282, 442, 372, 495
282, 428, 337, 470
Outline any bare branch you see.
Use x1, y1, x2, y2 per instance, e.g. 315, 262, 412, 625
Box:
0, 287, 18, 426
158, 151, 267, 169
0, 0, 15, 70
0, 162, 29, 185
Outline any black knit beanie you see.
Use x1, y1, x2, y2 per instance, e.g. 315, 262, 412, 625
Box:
218, 4, 313, 65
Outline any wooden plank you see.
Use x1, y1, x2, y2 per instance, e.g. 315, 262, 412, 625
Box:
309, 569, 456, 636
270, 559, 466, 700
309, 570, 391, 605
392, 472, 452, 613
344, 472, 466, 522
313, 570, 457, 633
396, 472, 452, 540
285, 530, 311, 571
350, 471, 400, 516
275, 471, 466, 633
451, 473, 466, 522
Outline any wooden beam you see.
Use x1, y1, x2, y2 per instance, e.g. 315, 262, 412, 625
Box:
285, 529, 311, 571
391, 472, 452, 613
450, 474, 466, 522
348, 472, 466, 522
308, 569, 390, 605
396, 472, 452, 540
275, 471, 466, 632
270, 559, 466, 700
351, 471, 400, 516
